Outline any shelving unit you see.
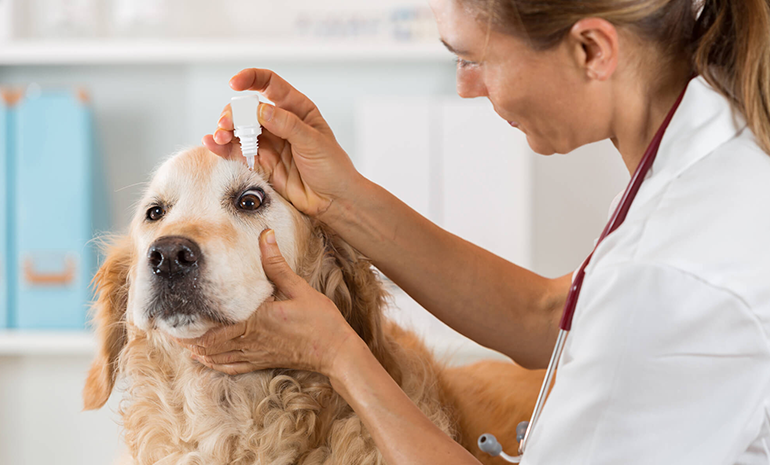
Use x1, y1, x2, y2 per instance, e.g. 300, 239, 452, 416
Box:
0, 330, 95, 355
0, 39, 453, 65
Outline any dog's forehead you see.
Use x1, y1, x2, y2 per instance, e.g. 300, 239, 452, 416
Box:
149, 147, 269, 200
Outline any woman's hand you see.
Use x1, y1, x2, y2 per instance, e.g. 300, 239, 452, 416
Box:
173, 229, 361, 377
174, 232, 481, 465
203, 68, 363, 218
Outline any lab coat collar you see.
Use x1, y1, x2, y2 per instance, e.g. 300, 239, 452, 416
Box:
633, 76, 748, 208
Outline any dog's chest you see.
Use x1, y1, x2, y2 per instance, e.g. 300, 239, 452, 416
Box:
120, 355, 383, 464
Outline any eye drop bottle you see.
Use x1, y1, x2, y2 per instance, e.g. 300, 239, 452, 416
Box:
230, 94, 262, 170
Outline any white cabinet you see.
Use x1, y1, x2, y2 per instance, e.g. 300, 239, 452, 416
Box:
0, 332, 126, 464
357, 97, 533, 266
356, 96, 536, 363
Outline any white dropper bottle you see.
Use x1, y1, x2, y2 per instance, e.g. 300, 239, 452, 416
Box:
230, 94, 262, 170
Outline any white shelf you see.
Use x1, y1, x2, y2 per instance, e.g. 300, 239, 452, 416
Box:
0, 327, 502, 366
0, 330, 96, 355
0, 39, 454, 65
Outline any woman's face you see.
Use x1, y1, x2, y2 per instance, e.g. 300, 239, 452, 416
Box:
429, 0, 612, 155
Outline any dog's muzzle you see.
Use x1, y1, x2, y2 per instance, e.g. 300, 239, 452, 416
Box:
145, 235, 220, 327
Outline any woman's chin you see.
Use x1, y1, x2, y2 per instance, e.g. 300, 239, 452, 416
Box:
525, 134, 558, 156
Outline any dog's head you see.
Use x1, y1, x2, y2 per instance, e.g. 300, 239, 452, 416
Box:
83, 147, 394, 409
127, 146, 306, 338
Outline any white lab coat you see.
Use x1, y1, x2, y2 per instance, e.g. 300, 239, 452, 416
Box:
522, 76, 770, 464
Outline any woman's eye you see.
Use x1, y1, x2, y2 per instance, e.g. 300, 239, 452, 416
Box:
237, 189, 265, 211
146, 205, 165, 221
455, 57, 478, 69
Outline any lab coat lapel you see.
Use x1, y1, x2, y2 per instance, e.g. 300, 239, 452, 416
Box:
631, 76, 748, 211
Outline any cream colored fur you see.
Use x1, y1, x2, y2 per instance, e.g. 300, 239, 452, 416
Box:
84, 147, 541, 465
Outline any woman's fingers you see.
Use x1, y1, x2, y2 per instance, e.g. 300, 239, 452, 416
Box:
214, 104, 234, 144
202, 135, 244, 161
259, 127, 286, 153
257, 103, 319, 151
218, 104, 233, 131
199, 321, 248, 346
188, 337, 247, 357
258, 229, 308, 299
202, 134, 231, 159
203, 104, 237, 159
214, 129, 233, 145
194, 360, 257, 376
194, 350, 248, 365
176, 320, 246, 350
230, 68, 317, 120
256, 130, 284, 170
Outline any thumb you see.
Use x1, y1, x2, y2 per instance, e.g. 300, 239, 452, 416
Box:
259, 229, 305, 298
258, 103, 318, 151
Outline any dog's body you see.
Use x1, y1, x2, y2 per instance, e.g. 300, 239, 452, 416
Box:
84, 147, 542, 464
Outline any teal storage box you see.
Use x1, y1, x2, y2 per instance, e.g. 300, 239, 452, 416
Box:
12, 89, 95, 329
0, 90, 9, 328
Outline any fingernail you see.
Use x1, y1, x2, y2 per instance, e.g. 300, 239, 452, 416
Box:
266, 229, 276, 244
217, 114, 227, 127
259, 104, 274, 123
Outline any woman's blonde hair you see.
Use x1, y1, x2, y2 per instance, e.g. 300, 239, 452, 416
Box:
463, 0, 770, 155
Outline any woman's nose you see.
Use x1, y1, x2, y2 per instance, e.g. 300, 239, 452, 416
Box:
456, 72, 487, 99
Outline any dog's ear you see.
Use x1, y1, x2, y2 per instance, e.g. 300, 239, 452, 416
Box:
83, 236, 133, 411
303, 222, 402, 383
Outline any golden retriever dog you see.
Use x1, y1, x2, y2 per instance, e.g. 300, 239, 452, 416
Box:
83, 146, 544, 464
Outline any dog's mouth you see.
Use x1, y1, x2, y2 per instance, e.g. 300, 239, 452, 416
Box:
143, 235, 235, 337
147, 283, 232, 330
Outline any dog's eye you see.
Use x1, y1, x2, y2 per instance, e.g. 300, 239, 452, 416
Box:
237, 189, 265, 211
146, 205, 165, 221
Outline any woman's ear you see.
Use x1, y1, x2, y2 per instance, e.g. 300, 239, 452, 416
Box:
569, 17, 619, 81
83, 236, 133, 411
302, 222, 402, 383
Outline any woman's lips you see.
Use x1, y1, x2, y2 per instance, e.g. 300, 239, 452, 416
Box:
508, 121, 520, 128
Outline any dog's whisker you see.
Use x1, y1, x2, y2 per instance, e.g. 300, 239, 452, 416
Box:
114, 181, 149, 193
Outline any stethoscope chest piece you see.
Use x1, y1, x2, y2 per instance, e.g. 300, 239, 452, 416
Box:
478, 421, 529, 463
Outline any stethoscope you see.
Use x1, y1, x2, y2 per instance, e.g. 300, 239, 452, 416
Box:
478, 77, 693, 463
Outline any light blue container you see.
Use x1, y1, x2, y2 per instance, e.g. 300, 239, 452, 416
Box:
12, 89, 96, 329
0, 91, 9, 328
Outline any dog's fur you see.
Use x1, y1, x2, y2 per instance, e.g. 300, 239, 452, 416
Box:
83, 147, 542, 464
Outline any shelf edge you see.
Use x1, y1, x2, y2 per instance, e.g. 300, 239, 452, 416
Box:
0, 330, 96, 356
0, 40, 456, 65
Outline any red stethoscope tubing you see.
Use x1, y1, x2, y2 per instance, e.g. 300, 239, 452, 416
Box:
559, 77, 693, 332
511, 77, 696, 460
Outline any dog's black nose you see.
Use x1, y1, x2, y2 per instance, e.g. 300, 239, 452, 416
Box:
148, 236, 201, 279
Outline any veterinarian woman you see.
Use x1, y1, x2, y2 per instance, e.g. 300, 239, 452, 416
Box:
193, 0, 770, 463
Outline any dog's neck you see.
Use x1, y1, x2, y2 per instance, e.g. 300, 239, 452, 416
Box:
118, 325, 354, 463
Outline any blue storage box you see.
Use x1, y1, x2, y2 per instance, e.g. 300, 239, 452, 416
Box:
0, 90, 9, 328
12, 88, 97, 329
